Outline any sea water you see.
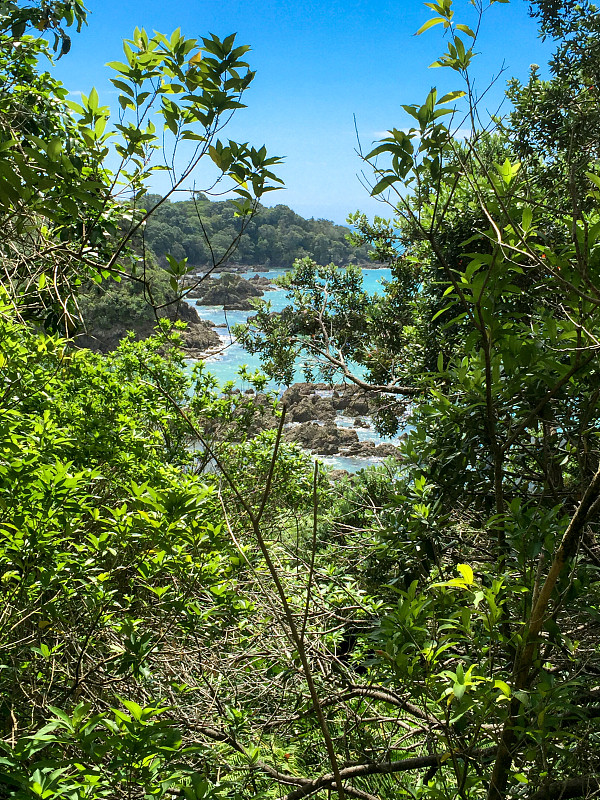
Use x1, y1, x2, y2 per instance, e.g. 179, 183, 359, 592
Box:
191, 267, 405, 472
195, 267, 392, 387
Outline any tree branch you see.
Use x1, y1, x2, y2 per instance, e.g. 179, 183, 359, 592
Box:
283, 748, 497, 800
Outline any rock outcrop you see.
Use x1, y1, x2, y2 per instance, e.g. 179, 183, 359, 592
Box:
181, 321, 221, 358
78, 298, 220, 355
284, 421, 359, 456
287, 394, 336, 424
188, 273, 269, 310
217, 381, 404, 465
278, 382, 404, 460
248, 275, 275, 290
281, 382, 386, 419
341, 440, 401, 459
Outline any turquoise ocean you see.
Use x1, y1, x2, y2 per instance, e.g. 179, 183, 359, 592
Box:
193, 267, 392, 386
191, 267, 405, 472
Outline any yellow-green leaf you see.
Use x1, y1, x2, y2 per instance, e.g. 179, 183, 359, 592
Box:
494, 679, 511, 697
457, 563, 474, 584
416, 16, 446, 35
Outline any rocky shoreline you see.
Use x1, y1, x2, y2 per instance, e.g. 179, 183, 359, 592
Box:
78, 295, 222, 357
80, 271, 407, 473
282, 383, 405, 461
184, 273, 406, 471
234, 382, 405, 469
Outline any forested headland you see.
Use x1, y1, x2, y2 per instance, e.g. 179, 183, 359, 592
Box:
2, 0, 600, 798
141, 194, 372, 270
77, 196, 371, 351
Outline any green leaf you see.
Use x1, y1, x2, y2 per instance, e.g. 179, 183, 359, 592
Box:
453, 682, 466, 699
494, 158, 521, 185
415, 16, 446, 35
585, 171, 600, 190
111, 79, 134, 96
371, 175, 398, 195
494, 680, 511, 697
457, 563, 474, 584
431, 304, 452, 321
438, 90, 466, 104
106, 61, 132, 73
47, 137, 62, 161
87, 87, 99, 111
513, 690, 529, 706
121, 699, 143, 720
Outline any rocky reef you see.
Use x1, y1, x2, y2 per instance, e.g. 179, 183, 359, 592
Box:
187, 273, 274, 310
236, 382, 405, 464
281, 383, 404, 459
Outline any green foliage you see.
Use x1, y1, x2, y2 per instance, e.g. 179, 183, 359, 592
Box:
141, 194, 371, 269
0, 10, 282, 331
0, 32, 119, 327
0, 311, 213, 792
507, 0, 600, 202
75, 258, 179, 350
0, 302, 323, 797
4, 0, 600, 798
238, 257, 381, 384
0, 0, 87, 56
233, 1, 600, 796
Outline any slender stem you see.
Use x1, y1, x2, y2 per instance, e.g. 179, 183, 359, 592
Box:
487, 462, 600, 799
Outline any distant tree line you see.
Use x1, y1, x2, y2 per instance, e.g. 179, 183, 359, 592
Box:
142, 193, 371, 269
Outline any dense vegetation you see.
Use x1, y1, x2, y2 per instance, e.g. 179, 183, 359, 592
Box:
2, 1, 600, 799
142, 194, 372, 269
76, 197, 370, 350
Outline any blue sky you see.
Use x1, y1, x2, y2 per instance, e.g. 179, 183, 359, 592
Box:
52, 0, 555, 224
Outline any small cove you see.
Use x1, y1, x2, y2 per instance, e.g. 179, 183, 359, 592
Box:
190, 267, 408, 472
